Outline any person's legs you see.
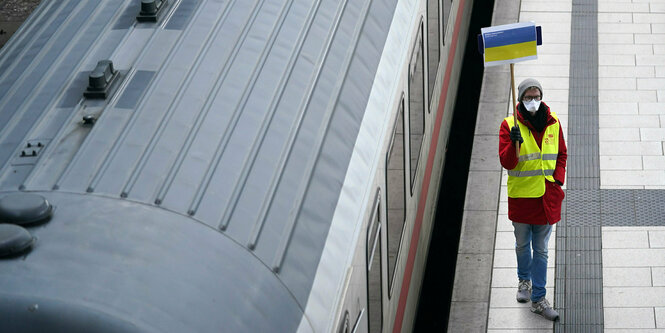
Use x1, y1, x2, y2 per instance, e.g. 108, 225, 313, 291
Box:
512, 222, 533, 281
530, 224, 553, 302
513, 222, 558, 320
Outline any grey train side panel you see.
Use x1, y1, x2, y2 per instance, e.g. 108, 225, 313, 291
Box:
267, 0, 398, 304
0, 0, 399, 330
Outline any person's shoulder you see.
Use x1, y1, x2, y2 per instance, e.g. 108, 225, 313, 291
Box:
542, 103, 558, 121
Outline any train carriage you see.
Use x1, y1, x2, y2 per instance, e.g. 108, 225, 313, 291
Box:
0, 0, 473, 331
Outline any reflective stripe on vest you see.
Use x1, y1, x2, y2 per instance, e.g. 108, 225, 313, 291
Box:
505, 112, 560, 198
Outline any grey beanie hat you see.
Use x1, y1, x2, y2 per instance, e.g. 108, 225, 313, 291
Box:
517, 78, 543, 102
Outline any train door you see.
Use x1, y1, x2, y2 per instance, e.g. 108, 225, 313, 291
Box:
409, 21, 426, 196
386, 97, 406, 302
366, 190, 383, 332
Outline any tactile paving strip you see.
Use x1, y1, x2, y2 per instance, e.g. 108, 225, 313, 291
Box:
555, 0, 603, 331
555, 220, 604, 332
566, 0, 599, 190
555, 0, 665, 327
562, 189, 665, 227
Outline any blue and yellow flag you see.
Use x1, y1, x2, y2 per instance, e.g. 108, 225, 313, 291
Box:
481, 22, 538, 67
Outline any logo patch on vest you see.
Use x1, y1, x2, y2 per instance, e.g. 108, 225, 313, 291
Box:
544, 133, 554, 145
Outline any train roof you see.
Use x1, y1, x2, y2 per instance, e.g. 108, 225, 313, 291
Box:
0, 0, 399, 331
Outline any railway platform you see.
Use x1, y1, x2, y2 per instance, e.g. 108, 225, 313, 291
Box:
449, 0, 665, 331
0, 0, 41, 49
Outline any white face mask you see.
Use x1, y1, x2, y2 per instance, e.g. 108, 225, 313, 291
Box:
524, 100, 541, 112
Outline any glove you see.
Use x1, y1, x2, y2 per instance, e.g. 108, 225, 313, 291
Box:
510, 126, 523, 144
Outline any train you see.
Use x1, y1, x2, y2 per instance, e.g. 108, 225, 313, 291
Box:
0, 0, 473, 331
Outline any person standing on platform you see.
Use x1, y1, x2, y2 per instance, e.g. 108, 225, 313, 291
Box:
499, 78, 567, 321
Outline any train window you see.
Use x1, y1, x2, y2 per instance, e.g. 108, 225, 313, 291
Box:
427, 0, 440, 105
367, 195, 381, 266
409, 24, 425, 192
386, 98, 405, 295
367, 192, 383, 332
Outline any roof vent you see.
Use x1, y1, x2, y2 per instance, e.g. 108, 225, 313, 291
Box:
137, 0, 167, 22
82, 115, 96, 126
0, 193, 53, 226
84, 60, 119, 99
0, 224, 34, 258
19, 141, 45, 158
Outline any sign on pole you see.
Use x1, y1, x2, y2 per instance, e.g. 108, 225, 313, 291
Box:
478, 22, 542, 157
479, 22, 540, 67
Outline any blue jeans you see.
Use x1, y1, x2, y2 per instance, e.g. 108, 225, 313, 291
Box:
513, 222, 552, 302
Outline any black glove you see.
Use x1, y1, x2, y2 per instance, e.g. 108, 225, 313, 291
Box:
510, 126, 523, 144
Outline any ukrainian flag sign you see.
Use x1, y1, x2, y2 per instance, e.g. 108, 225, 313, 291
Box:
481, 22, 538, 67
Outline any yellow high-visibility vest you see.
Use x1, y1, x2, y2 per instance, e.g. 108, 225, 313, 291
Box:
505, 112, 559, 198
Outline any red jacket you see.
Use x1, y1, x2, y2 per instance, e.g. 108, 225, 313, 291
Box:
499, 102, 567, 225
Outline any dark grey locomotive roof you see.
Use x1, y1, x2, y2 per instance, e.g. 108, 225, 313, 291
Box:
0, 0, 398, 330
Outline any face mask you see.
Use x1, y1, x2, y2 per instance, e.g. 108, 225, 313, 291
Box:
524, 100, 541, 112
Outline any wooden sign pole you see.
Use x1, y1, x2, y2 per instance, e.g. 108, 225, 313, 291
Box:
510, 63, 520, 158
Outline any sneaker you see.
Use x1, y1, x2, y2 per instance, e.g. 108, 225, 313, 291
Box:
516, 279, 531, 303
531, 297, 559, 321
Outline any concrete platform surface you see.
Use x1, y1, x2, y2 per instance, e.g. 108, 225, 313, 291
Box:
0, 0, 41, 49
449, 0, 665, 331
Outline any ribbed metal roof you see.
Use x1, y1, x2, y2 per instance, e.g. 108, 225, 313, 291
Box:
0, 0, 398, 318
